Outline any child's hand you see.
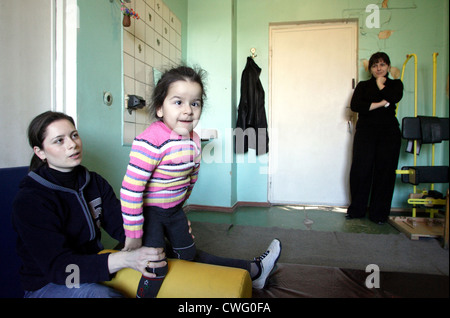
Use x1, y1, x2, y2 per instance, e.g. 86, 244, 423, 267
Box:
122, 237, 142, 251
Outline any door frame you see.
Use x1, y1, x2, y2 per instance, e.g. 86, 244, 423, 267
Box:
54, 0, 78, 123
267, 19, 359, 205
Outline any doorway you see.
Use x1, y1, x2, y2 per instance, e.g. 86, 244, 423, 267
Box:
268, 21, 358, 206
55, 0, 78, 122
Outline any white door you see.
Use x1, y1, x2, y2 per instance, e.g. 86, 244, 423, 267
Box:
268, 21, 357, 206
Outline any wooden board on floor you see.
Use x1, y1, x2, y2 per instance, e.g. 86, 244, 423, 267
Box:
389, 216, 444, 240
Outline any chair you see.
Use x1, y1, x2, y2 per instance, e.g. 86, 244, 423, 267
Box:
398, 116, 449, 216
0, 166, 28, 298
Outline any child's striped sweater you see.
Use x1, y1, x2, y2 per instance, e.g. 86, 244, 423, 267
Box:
120, 121, 201, 238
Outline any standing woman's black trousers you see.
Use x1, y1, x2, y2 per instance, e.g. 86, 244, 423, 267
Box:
347, 123, 401, 223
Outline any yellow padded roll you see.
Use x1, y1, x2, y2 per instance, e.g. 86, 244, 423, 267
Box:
100, 250, 252, 298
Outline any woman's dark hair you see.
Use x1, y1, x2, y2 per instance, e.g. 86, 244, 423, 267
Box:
150, 66, 207, 120
27, 111, 76, 171
368, 52, 391, 69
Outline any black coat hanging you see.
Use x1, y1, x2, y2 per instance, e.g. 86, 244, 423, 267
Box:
234, 56, 269, 155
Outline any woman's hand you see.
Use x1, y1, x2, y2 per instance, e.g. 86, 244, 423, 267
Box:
127, 247, 166, 278
376, 76, 386, 90
108, 246, 166, 278
369, 99, 389, 111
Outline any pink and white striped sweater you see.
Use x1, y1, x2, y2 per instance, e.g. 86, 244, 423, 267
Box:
120, 121, 201, 238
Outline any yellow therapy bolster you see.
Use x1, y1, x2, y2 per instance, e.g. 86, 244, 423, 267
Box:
100, 250, 252, 298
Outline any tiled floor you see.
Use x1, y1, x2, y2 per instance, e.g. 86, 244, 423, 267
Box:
186, 205, 402, 235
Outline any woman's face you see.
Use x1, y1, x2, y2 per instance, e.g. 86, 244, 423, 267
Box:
156, 80, 202, 136
34, 119, 83, 172
370, 59, 390, 79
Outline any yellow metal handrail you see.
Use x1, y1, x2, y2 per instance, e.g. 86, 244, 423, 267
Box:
395, 53, 441, 217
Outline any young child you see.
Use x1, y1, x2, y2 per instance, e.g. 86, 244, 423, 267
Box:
120, 66, 281, 298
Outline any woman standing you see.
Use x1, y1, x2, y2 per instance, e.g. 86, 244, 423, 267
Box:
346, 52, 404, 224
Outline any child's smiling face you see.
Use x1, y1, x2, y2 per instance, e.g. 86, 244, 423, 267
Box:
157, 80, 203, 136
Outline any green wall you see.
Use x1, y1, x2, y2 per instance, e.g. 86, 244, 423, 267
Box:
78, 0, 449, 210
77, 0, 188, 195
185, 0, 237, 207
186, 0, 450, 208
77, 0, 128, 193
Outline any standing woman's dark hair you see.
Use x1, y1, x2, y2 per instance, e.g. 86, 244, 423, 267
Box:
27, 111, 76, 171
368, 52, 391, 72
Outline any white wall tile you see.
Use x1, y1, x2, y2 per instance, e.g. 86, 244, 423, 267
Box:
135, 19, 146, 42
136, 108, 148, 125
162, 38, 170, 58
169, 27, 176, 44
123, 30, 135, 56
145, 44, 154, 67
163, 21, 170, 40
173, 15, 181, 34
135, 59, 146, 83
154, 33, 162, 54
136, 123, 148, 136
176, 49, 181, 64
136, 0, 146, 21
154, 0, 163, 16
123, 53, 135, 78
123, 122, 136, 144
134, 37, 145, 62
145, 65, 154, 87
122, 0, 181, 144
176, 33, 181, 50
146, 25, 155, 51
162, 2, 170, 22
153, 51, 162, 71
135, 80, 146, 99
154, 13, 163, 35
146, 5, 155, 28
162, 56, 170, 69
124, 75, 135, 95
146, 0, 154, 10
124, 103, 136, 123
145, 83, 153, 108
